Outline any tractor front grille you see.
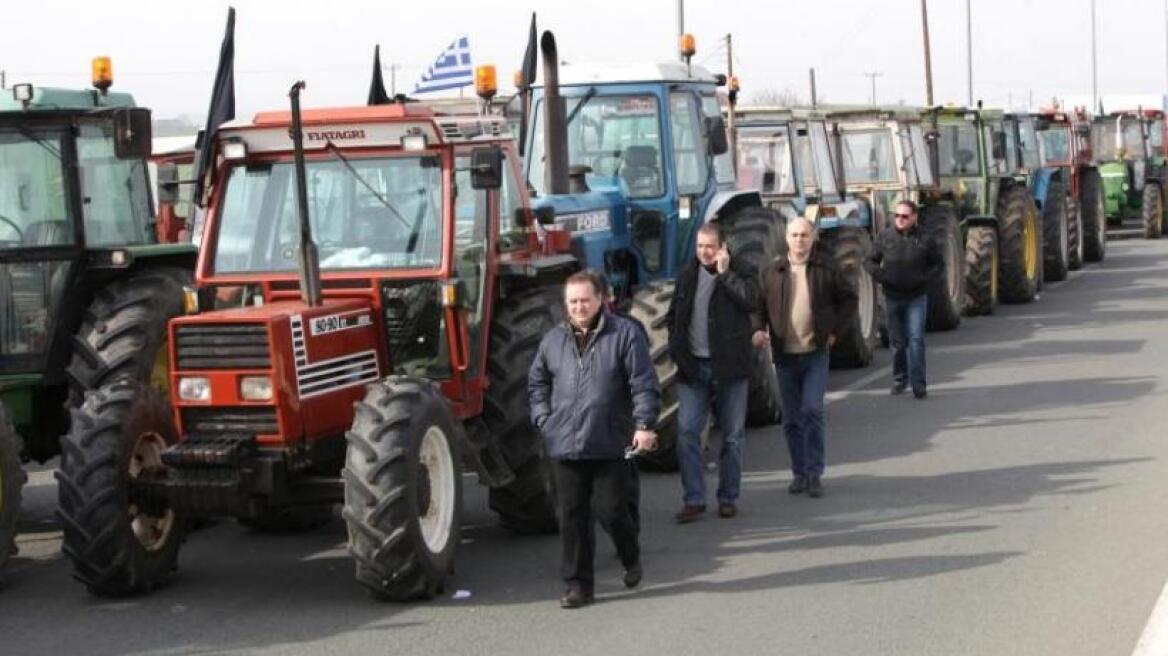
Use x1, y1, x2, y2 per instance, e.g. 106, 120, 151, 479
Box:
175, 323, 271, 370
181, 407, 279, 436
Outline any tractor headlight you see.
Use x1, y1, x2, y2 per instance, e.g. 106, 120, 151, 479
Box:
178, 376, 211, 402
239, 376, 273, 401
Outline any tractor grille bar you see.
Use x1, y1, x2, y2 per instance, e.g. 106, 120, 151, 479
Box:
175, 324, 271, 370
181, 407, 279, 436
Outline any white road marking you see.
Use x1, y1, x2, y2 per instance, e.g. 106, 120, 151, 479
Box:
825, 363, 893, 404
1132, 577, 1168, 655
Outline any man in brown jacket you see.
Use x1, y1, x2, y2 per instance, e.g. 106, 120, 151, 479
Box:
752, 218, 857, 497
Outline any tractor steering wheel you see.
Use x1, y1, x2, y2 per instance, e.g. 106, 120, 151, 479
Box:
0, 213, 23, 243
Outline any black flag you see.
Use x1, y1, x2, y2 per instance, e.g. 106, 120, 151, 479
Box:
518, 12, 537, 156
368, 45, 390, 105
193, 7, 236, 207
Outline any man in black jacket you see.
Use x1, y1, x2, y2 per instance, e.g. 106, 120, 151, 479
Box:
863, 200, 942, 398
528, 270, 660, 609
668, 222, 760, 522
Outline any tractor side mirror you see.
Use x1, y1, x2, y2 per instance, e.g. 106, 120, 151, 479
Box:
705, 116, 729, 156
156, 162, 180, 205
992, 131, 1008, 161
533, 205, 557, 226
112, 108, 153, 160
470, 146, 503, 190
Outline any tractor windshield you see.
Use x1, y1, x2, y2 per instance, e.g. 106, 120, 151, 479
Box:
1016, 119, 1041, 170
938, 124, 981, 176
76, 121, 154, 246
528, 94, 664, 198
839, 128, 898, 184
0, 127, 72, 250
794, 122, 840, 197
212, 154, 443, 274
736, 126, 796, 195
1038, 126, 1072, 165
1092, 121, 1120, 161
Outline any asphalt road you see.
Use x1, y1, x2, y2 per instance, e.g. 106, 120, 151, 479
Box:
3, 237, 1168, 656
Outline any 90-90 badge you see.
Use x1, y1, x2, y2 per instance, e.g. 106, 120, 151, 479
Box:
309, 312, 373, 336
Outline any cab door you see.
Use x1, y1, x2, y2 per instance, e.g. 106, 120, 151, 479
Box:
449, 150, 497, 407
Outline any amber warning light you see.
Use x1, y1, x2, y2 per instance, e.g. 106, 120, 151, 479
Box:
92, 56, 113, 92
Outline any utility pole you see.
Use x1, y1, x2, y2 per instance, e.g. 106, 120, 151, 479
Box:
966, 0, 973, 106
921, 0, 935, 106
864, 71, 884, 105
725, 33, 737, 170
1091, 0, 1099, 112
0, 70, 5, 89
810, 68, 818, 107
388, 63, 402, 96
677, 0, 685, 62
1164, 0, 1168, 92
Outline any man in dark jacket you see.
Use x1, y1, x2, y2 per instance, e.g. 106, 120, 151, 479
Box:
668, 222, 759, 522
753, 218, 857, 497
863, 200, 942, 398
528, 270, 660, 609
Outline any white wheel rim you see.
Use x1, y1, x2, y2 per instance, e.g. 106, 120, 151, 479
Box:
127, 431, 175, 552
858, 266, 875, 340
417, 426, 456, 553
946, 229, 961, 304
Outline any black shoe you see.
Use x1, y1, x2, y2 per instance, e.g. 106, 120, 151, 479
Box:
674, 504, 706, 523
808, 477, 824, 498
913, 387, 927, 399
560, 586, 595, 609
891, 383, 907, 396
788, 476, 809, 494
623, 561, 643, 589
718, 502, 737, 518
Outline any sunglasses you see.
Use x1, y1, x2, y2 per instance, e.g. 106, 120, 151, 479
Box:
894, 213, 913, 219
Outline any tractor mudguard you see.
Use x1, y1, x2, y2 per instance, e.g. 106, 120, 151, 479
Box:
1029, 168, 1059, 211
704, 189, 763, 224
962, 214, 998, 229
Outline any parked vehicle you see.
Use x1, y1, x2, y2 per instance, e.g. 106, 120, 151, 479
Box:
1092, 109, 1167, 239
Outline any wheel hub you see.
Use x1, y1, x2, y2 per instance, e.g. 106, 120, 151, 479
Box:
417, 426, 455, 554
127, 431, 175, 552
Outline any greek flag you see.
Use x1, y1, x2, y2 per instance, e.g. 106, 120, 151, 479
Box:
413, 35, 473, 94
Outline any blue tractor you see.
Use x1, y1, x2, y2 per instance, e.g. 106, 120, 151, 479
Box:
519, 32, 783, 468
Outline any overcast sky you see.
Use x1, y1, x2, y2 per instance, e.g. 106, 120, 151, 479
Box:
2, 0, 1166, 124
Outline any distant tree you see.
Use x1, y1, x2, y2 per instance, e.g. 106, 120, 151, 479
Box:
745, 87, 826, 108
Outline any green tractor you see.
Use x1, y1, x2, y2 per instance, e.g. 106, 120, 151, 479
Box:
1092, 109, 1168, 239
0, 64, 196, 575
933, 106, 1042, 315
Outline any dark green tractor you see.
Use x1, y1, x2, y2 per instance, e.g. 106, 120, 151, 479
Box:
933, 107, 1042, 316
1092, 110, 1168, 239
0, 72, 196, 576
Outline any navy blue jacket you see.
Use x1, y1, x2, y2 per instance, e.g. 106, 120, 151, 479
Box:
528, 311, 661, 460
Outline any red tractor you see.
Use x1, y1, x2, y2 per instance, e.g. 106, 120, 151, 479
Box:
58, 82, 577, 599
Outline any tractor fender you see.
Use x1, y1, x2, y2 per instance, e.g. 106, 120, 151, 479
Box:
962, 214, 998, 230
817, 199, 872, 231
703, 189, 763, 224
1029, 167, 1061, 211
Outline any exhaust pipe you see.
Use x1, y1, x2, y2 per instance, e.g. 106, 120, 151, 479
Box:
289, 81, 322, 307
540, 31, 570, 195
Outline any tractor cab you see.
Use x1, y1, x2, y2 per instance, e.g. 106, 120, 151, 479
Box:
1091, 109, 1168, 236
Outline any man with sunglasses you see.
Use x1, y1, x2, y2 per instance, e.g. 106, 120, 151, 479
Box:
864, 200, 942, 399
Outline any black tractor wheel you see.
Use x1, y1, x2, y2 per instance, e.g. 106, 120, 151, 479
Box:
343, 377, 462, 601
1081, 169, 1107, 262
627, 281, 680, 470
996, 186, 1041, 304
921, 204, 964, 331
1066, 196, 1084, 271
1142, 182, 1163, 239
818, 227, 878, 368
722, 206, 785, 418
1042, 182, 1070, 282
57, 382, 188, 596
67, 268, 192, 404
483, 286, 561, 534
963, 225, 999, 316
0, 401, 26, 573
238, 505, 333, 533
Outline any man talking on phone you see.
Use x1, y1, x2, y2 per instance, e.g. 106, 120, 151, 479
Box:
667, 222, 760, 522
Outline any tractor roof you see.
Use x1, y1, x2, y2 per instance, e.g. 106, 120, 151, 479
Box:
539, 62, 720, 88
0, 85, 136, 113
218, 103, 509, 154
826, 105, 925, 122
734, 106, 834, 124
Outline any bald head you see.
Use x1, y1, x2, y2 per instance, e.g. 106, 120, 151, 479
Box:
786, 218, 815, 262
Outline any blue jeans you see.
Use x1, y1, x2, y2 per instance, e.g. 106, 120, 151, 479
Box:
885, 293, 928, 390
777, 348, 830, 478
677, 359, 748, 506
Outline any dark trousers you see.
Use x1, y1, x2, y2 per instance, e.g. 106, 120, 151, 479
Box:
554, 458, 640, 590
885, 292, 928, 390
777, 348, 830, 477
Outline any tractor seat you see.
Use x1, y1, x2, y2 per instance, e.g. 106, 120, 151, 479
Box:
23, 220, 72, 247
621, 146, 661, 194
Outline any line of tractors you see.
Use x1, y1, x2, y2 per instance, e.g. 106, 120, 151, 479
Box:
2, 19, 1166, 602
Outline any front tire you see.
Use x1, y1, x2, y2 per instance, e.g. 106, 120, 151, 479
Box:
343, 377, 461, 601
963, 225, 999, 316
0, 402, 26, 573
921, 204, 964, 331
1042, 182, 1070, 282
818, 227, 877, 368
997, 186, 1041, 303
57, 382, 187, 596
1142, 182, 1163, 239
1081, 169, 1107, 262
627, 281, 680, 470
1066, 196, 1084, 271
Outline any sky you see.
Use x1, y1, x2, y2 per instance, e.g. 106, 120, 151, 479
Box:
2, 0, 1167, 125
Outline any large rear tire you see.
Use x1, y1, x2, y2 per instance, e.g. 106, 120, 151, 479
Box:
818, 227, 877, 368
57, 382, 188, 596
1042, 182, 1070, 282
0, 402, 26, 573
343, 377, 461, 601
963, 225, 999, 316
997, 186, 1041, 304
921, 205, 963, 331
1081, 169, 1107, 262
483, 286, 560, 534
1142, 182, 1164, 239
745, 349, 781, 426
627, 281, 680, 470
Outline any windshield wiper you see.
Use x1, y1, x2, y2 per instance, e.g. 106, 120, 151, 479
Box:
322, 141, 413, 231
566, 87, 597, 126
13, 125, 63, 160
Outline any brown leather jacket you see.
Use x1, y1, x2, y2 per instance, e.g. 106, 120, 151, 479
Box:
756, 248, 857, 356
